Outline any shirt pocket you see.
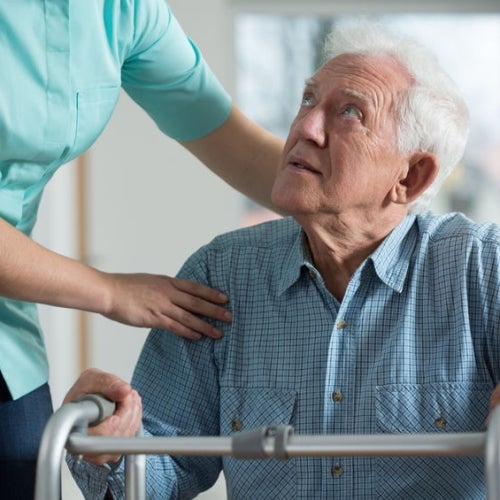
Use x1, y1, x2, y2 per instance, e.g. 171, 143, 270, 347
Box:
72, 86, 120, 159
374, 382, 491, 499
220, 386, 297, 500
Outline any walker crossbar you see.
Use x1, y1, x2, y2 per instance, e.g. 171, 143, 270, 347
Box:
35, 396, 500, 500
66, 428, 485, 458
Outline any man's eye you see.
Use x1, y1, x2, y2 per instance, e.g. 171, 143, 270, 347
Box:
301, 93, 314, 106
342, 105, 361, 119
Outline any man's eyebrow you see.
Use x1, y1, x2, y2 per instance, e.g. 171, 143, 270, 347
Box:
341, 88, 370, 102
303, 80, 370, 103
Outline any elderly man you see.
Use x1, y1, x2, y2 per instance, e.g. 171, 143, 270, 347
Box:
67, 22, 500, 498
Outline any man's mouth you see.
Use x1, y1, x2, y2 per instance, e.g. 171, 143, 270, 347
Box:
289, 160, 320, 174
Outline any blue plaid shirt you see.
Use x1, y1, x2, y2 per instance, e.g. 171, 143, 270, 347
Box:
72, 212, 500, 499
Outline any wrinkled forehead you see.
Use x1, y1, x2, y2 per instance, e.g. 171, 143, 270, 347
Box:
312, 52, 412, 108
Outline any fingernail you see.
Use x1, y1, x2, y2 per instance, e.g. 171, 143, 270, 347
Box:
218, 293, 229, 302
108, 380, 130, 393
213, 328, 224, 339
109, 380, 128, 390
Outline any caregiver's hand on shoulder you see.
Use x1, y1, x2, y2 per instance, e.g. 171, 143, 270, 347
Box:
100, 273, 231, 339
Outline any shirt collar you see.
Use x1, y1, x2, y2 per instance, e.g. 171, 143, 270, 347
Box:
367, 213, 417, 292
276, 220, 310, 296
276, 213, 418, 295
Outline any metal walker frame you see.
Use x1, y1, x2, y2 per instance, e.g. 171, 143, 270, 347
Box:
35, 394, 500, 499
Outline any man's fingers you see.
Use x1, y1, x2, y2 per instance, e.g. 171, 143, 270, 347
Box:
63, 368, 132, 404
83, 389, 142, 466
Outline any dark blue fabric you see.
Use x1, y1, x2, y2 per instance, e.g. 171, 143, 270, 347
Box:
0, 374, 53, 500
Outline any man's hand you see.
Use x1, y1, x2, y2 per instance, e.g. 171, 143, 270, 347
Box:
64, 368, 142, 465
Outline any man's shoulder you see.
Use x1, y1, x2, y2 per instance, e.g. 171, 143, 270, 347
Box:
208, 217, 300, 251
179, 217, 300, 280
416, 211, 500, 247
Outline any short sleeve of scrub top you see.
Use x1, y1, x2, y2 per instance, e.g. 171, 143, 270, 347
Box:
121, 0, 232, 141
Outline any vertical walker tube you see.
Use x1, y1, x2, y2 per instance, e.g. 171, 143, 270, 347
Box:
125, 424, 146, 500
486, 406, 500, 499
35, 395, 115, 500
125, 453, 146, 500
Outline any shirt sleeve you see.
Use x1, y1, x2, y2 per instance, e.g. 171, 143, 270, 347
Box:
67, 246, 223, 498
478, 226, 500, 378
128, 331, 222, 497
117, 246, 224, 498
66, 458, 120, 499
130, 246, 223, 497
121, 0, 232, 141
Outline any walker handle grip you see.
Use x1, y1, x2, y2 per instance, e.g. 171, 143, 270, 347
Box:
76, 393, 116, 426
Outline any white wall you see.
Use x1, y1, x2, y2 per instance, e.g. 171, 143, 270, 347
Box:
34, 161, 81, 408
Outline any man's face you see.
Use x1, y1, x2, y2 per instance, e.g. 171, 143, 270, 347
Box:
271, 53, 413, 221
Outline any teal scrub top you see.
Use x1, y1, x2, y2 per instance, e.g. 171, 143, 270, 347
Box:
0, 0, 232, 400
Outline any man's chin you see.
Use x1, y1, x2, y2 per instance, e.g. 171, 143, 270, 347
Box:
272, 189, 316, 216
272, 187, 300, 213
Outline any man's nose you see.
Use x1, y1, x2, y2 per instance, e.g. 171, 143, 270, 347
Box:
295, 108, 327, 148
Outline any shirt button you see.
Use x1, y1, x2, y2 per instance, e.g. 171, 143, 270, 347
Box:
435, 416, 447, 429
331, 464, 343, 477
308, 269, 315, 279
336, 319, 347, 329
332, 390, 343, 403
231, 419, 243, 432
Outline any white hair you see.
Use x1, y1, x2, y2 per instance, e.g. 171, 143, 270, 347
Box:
322, 21, 470, 213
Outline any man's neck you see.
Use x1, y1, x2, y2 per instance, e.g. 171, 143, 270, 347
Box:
300, 210, 407, 301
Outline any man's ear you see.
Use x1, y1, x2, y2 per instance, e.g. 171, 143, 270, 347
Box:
391, 152, 439, 204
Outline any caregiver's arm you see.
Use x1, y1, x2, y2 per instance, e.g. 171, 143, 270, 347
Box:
182, 104, 285, 212
0, 217, 229, 339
